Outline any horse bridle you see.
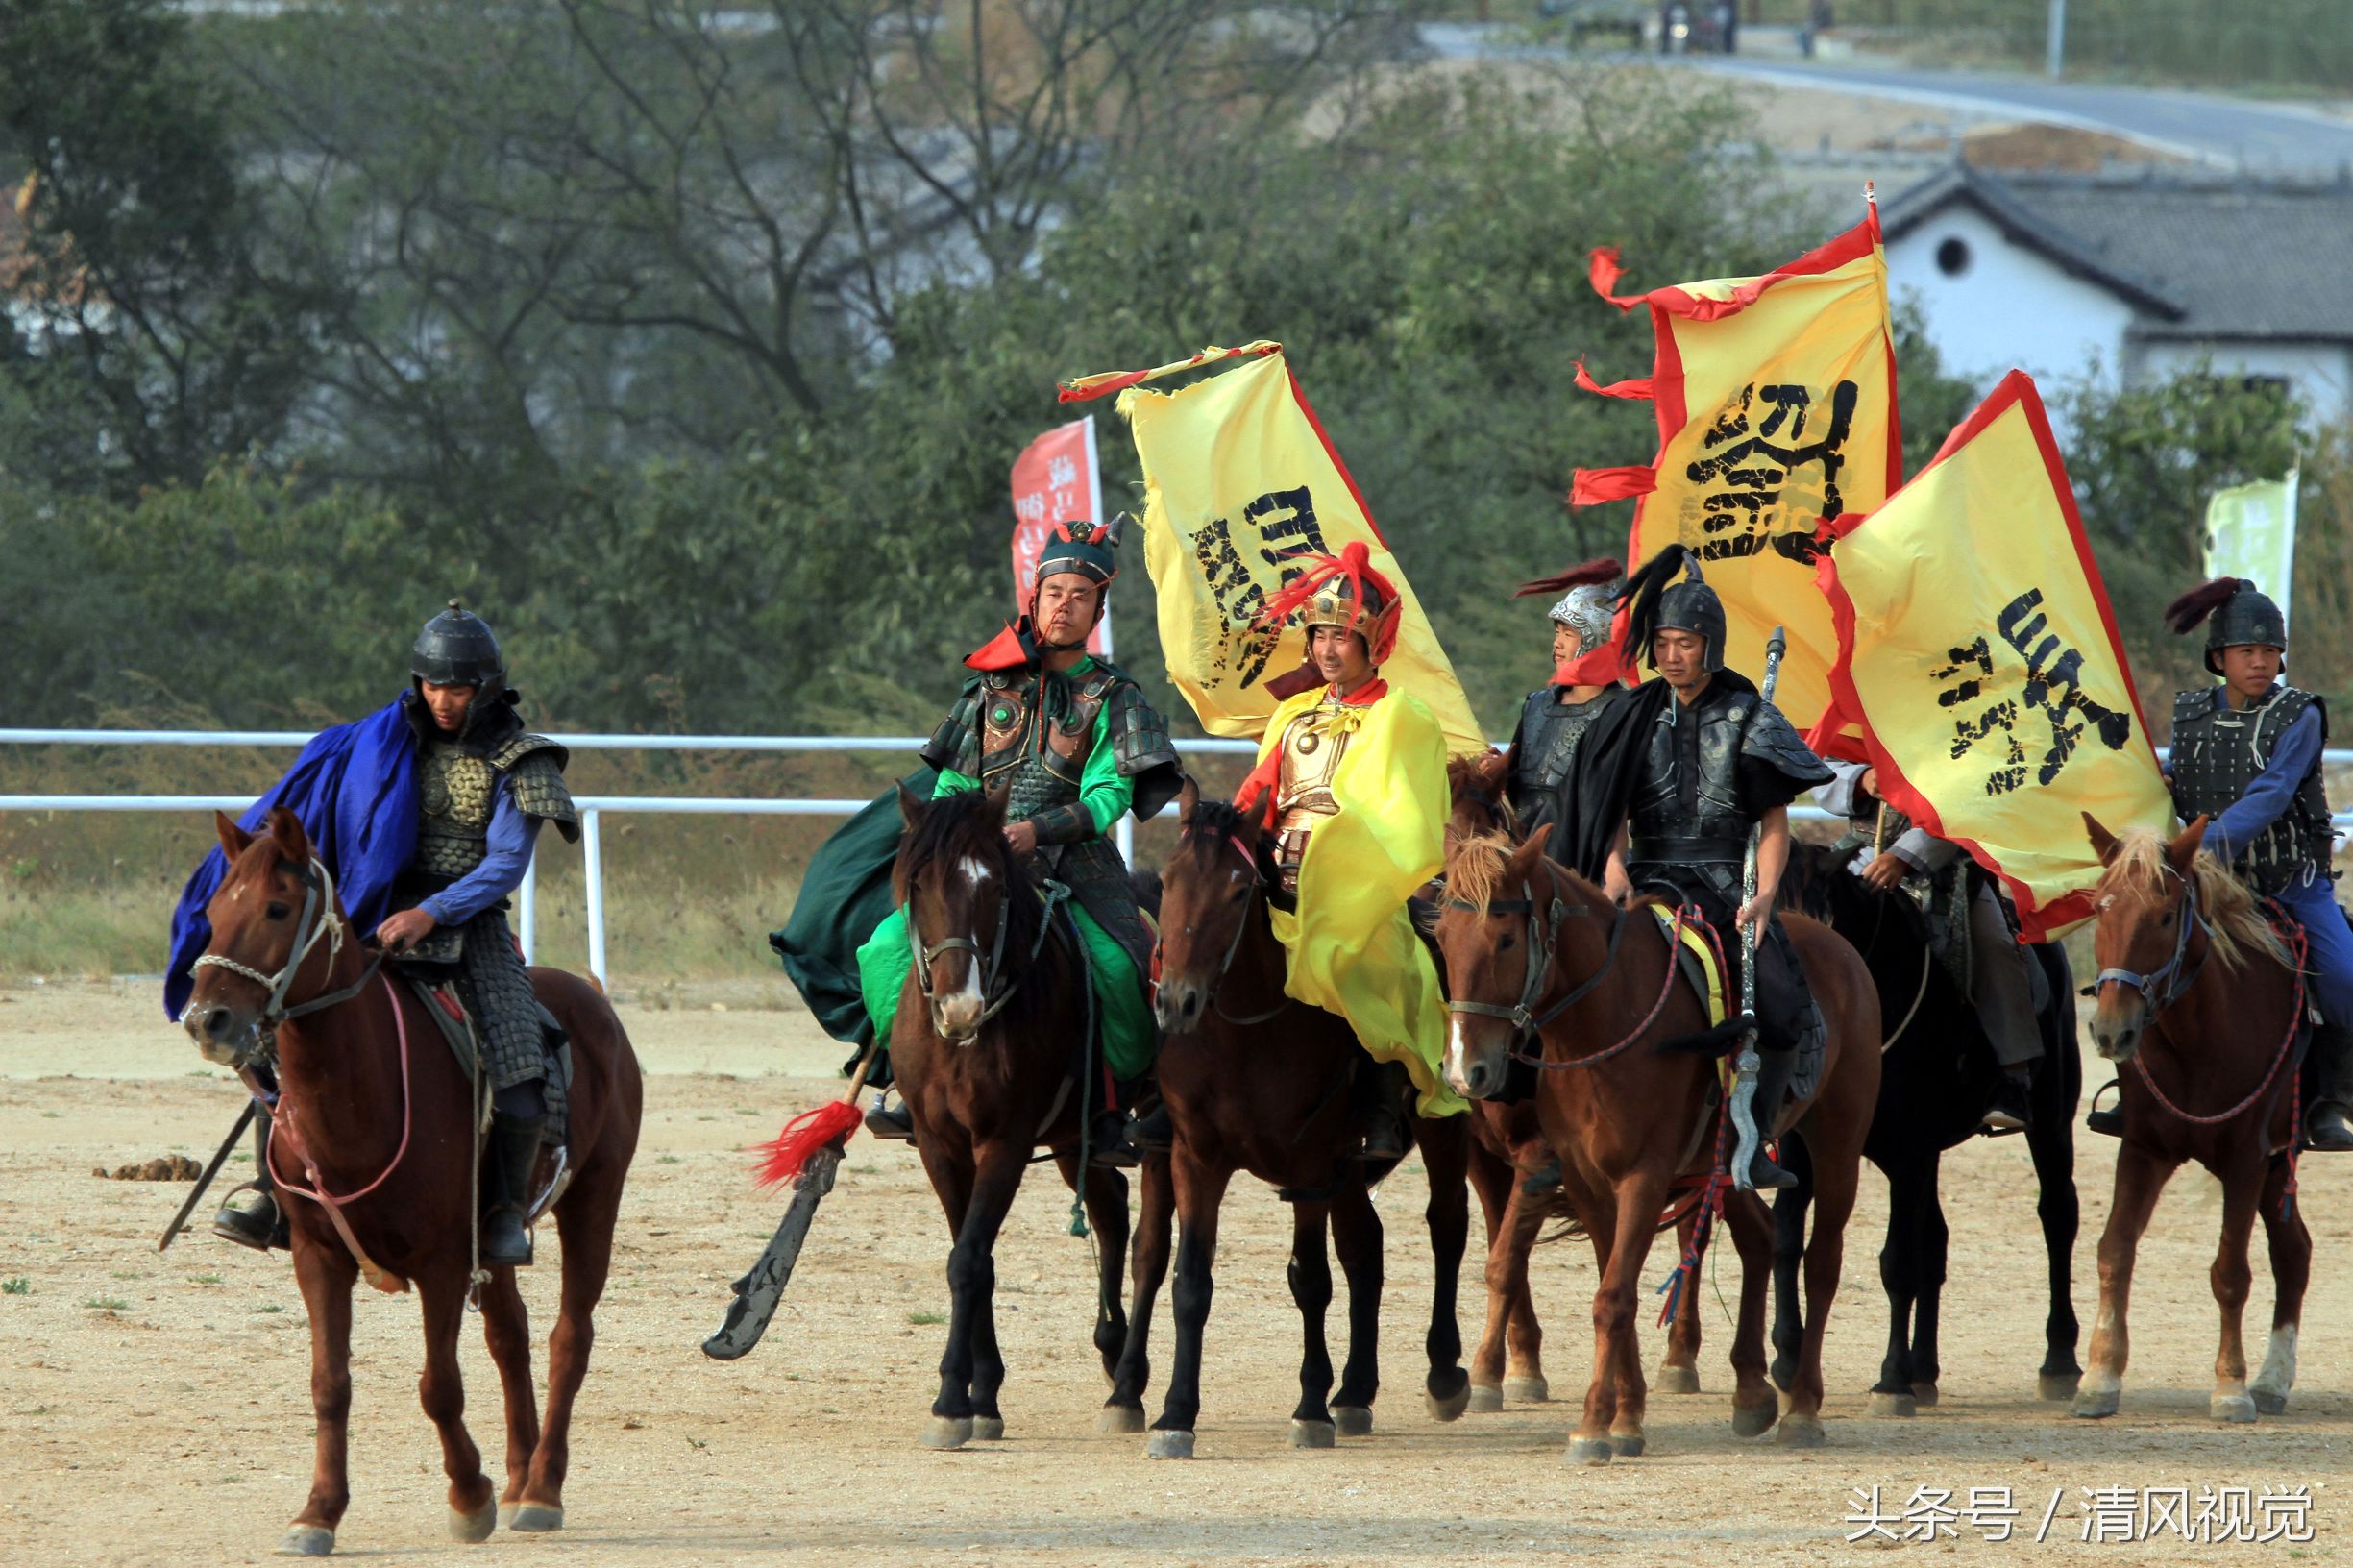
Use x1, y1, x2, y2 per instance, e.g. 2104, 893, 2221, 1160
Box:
908, 864, 1066, 1039
2094, 866, 2211, 1017
1165, 826, 1290, 1027
185, 856, 380, 1040
1444, 860, 1625, 1044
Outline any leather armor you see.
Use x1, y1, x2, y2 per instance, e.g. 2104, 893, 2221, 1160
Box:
2170, 685, 2333, 894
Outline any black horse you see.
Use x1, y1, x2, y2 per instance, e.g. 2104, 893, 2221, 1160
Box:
1776, 842, 2082, 1412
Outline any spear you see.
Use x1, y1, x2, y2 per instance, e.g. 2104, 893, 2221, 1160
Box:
1728, 625, 1787, 1193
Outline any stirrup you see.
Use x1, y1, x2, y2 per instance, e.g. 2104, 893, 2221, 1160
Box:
864, 1093, 915, 1142
1744, 1148, 1798, 1191
212, 1183, 284, 1253
2084, 1078, 2123, 1139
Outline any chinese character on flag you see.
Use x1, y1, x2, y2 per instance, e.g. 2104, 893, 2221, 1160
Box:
1010, 415, 1111, 656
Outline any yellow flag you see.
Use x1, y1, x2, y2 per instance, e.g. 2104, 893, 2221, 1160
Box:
1575, 208, 1901, 742
1060, 343, 1484, 754
1816, 371, 2171, 939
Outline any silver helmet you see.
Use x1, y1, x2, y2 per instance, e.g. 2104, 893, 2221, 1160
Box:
1548, 581, 1618, 657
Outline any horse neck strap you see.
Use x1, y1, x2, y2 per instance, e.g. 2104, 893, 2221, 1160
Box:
1446, 868, 1617, 1039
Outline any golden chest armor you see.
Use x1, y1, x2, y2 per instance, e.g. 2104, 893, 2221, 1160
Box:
1271, 697, 1362, 891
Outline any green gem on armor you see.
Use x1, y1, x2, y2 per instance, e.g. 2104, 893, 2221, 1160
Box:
992, 704, 1015, 726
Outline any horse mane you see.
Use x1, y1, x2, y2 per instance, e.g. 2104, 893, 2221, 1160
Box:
1441, 831, 1516, 915
1181, 796, 1252, 848
2099, 827, 2289, 972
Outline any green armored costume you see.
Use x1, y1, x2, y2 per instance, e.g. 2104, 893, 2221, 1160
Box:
846, 516, 1180, 1150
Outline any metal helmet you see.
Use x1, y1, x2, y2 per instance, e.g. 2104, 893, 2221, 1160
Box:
1549, 581, 1618, 657
411, 599, 505, 689
2205, 582, 2288, 675
1654, 572, 1728, 673
1032, 513, 1125, 592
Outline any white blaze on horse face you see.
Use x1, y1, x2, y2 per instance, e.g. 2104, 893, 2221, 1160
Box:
1445, 1012, 1478, 1095
961, 856, 993, 887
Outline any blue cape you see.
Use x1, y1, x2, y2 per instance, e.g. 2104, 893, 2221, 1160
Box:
163, 696, 420, 1019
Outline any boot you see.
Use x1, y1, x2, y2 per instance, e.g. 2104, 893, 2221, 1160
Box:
1358, 1060, 1414, 1163
2085, 1079, 2122, 1138
1089, 1110, 1140, 1169
479, 1113, 545, 1268
2307, 1024, 2353, 1152
1519, 1154, 1564, 1197
1980, 1068, 2033, 1135
212, 1116, 285, 1252
1741, 1049, 1799, 1192
864, 1091, 915, 1142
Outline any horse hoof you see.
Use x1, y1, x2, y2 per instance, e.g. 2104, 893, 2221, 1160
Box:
275, 1525, 335, 1557
1289, 1418, 1336, 1449
1145, 1428, 1195, 1460
1566, 1436, 1613, 1467
2071, 1387, 2120, 1420
1609, 1432, 1646, 1457
2212, 1393, 2258, 1424
449, 1499, 497, 1543
1466, 1384, 1505, 1414
1776, 1412, 1826, 1449
1653, 1364, 1699, 1396
1731, 1402, 1777, 1438
1868, 1390, 1918, 1418
921, 1415, 974, 1450
1332, 1405, 1374, 1436
507, 1503, 563, 1533
1426, 1385, 1472, 1424
1504, 1375, 1552, 1403
1098, 1404, 1146, 1434
2252, 1387, 2289, 1416
2038, 1372, 2081, 1404
1910, 1381, 1940, 1407
971, 1416, 1005, 1441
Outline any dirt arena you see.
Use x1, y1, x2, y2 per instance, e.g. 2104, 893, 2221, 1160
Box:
6, 979, 2351, 1566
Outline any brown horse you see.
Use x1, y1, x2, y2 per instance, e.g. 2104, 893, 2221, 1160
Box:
2074, 816, 2312, 1423
887, 784, 1135, 1449
1434, 829, 1879, 1460
1115, 780, 1471, 1458
181, 808, 641, 1556
1440, 752, 1718, 1411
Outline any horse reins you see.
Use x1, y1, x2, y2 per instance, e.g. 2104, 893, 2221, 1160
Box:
909, 869, 1067, 1038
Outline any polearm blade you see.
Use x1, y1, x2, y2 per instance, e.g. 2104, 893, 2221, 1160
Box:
1728, 625, 1788, 1192
158, 1098, 257, 1253
700, 1141, 844, 1360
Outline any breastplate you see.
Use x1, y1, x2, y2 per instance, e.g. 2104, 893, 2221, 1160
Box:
1629, 693, 1754, 846
2170, 686, 2331, 894
415, 738, 497, 881
975, 670, 1111, 822
1274, 698, 1355, 834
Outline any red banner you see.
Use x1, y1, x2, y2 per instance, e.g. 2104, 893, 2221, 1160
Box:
1009, 415, 1110, 656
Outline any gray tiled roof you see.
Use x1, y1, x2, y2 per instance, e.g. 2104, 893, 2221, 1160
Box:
1882, 163, 2353, 343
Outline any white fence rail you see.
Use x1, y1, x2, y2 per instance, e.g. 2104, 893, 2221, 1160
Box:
7, 728, 2349, 985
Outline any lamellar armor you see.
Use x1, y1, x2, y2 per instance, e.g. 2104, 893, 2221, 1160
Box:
1508, 687, 1624, 822
921, 661, 1179, 969
2169, 686, 2333, 894
403, 705, 580, 963
1627, 685, 1828, 895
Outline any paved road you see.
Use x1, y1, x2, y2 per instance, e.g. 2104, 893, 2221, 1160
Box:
1419, 22, 2353, 175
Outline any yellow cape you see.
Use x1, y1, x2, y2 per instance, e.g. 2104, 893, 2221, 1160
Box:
1258, 684, 1467, 1118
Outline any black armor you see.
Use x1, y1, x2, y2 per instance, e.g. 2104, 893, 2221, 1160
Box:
412, 599, 506, 690
921, 660, 1178, 974
2169, 685, 2333, 894
1506, 685, 1625, 828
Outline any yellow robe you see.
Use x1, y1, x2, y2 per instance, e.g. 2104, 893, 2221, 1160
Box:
1255, 684, 1467, 1118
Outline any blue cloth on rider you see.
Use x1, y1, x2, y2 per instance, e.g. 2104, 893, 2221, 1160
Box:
420, 794, 541, 927
162, 695, 420, 1020
2207, 704, 2323, 865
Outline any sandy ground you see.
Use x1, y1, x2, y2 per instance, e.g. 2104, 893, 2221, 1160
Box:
6, 979, 2353, 1566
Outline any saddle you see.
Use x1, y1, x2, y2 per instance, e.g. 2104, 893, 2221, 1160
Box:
391, 968, 575, 1216
1651, 902, 1826, 1127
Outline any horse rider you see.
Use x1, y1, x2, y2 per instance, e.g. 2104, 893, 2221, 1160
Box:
1501, 556, 1630, 841
1230, 541, 1468, 1160
856, 516, 1183, 1164
1817, 758, 2044, 1131
165, 600, 579, 1265
1556, 546, 1835, 1190
2088, 576, 2353, 1148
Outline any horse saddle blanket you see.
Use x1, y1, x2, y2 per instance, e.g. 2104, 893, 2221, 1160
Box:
394, 970, 574, 1152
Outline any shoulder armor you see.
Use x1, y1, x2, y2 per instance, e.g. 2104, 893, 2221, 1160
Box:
1739, 700, 1835, 787
1104, 679, 1183, 821
2272, 686, 2321, 734
920, 681, 987, 776
2171, 689, 2215, 730
489, 731, 568, 773
499, 747, 580, 843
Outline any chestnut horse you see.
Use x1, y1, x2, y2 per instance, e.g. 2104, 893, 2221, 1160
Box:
887, 784, 1135, 1449
182, 808, 641, 1556
1435, 829, 1880, 1460
2074, 816, 2312, 1424
1440, 751, 1713, 1410
1114, 781, 1471, 1458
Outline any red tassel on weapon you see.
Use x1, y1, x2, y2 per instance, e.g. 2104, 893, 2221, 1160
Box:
751, 1099, 865, 1189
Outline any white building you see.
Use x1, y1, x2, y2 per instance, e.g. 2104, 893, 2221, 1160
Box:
1880, 163, 2353, 426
